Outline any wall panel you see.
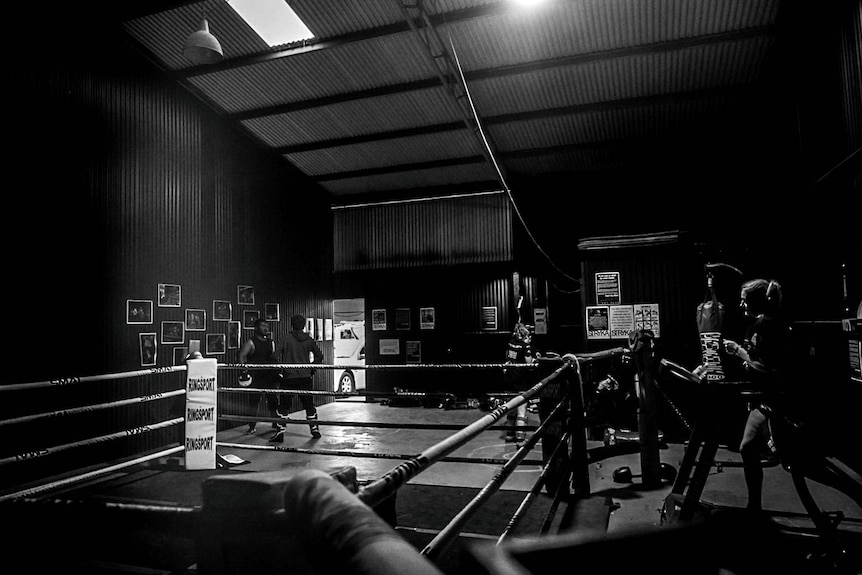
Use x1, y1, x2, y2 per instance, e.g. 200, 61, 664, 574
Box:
4, 36, 333, 486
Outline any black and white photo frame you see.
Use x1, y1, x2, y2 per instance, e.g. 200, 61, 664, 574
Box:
213, 300, 232, 321
265, 303, 280, 322
127, 300, 153, 325
161, 320, 185, 344
238, 285, 254, 305
139, 332, 157, 366
206, 333, 226, 355
242, 309, 260, 329
158, 283, 181, 307
185, 308, 206, 331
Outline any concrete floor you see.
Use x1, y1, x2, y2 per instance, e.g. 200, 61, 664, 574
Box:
219, 398, 862, 537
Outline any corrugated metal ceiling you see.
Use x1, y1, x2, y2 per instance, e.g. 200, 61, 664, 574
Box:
117, 0, 786, 202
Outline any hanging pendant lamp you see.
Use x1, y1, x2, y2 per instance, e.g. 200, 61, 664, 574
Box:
183, 17, 224, 64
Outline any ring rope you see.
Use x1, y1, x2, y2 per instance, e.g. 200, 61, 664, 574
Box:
421, 397, 569, 559
0, 445, 184, 504
220, 387, 523, 399
356, 360, 573, 508
0, 366, 187, 392
0, 417, 184, 468
497, 429, 573, 545
540, 466, 573, 535
222, 362, 539, 371
216, 441, 546, 467
0, 389, 186, 428
221, 414, 539, 432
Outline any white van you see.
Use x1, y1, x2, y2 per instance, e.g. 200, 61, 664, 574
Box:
334, 321, 365, 392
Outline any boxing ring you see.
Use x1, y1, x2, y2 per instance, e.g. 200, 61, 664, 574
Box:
0, 340, 669, 574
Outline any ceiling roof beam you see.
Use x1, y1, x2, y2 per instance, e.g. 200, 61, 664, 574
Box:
276, 84, 751, 154
313, 155, 485, 182
311, 131, 718, 183
230, 25, 773, 122
276, 121, 465, 154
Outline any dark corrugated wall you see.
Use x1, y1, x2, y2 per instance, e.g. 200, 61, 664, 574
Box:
5, 33, 333, 487
333, 191, 513, 271
839, 0, 861, 186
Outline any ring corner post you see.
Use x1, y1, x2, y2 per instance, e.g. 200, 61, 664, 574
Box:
632, 332, 662, 488
566, 359, 590, 498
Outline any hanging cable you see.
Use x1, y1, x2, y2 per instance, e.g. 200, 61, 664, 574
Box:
406, 0, 579, 288
446, 35, 580, 287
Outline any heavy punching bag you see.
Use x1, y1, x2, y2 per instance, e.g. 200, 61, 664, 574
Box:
696, 264, 741, 382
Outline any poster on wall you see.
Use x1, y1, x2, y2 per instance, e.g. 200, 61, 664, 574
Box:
396, 308, 411, 330
481, 306, 498, 331
586, 306, 610, 340
139, 332, 157, 366
186, 309, 206, 331
379, 338, 400, 355
406, 340, 421, 364
127, 300, 153, 325
534, 308, 547, 335
306, 317, 315, 338
228, 321, 241, 349
324, 318, 333, 341
634, 303, 661, 337
316, 318, 324, 341
372, 309, 387, 331
237, 285, 255, 305
420, 307, 435, 330
609, 305, 634, 339
849, 339, 860, 383
158, 284, 181, 308
595, 272, 620, 305
161, 321, 185, 344
213, 300, 232, 321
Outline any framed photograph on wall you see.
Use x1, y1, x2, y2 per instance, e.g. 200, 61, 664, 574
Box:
228, 321, 241, 349
158, 284, 181, 307
139, 332, 157, 367
206, 333, 226, 355
395, 308, 411, 330
238, 285, 255, 305
127, 300, 153, 325
213, 300, 232, 321
265, 303, 280, 322
173, 346, 189, 365
420, 307, 435, 330
243, 309, 259, 329
161, 321, 185, 344
185, 308, 206, 331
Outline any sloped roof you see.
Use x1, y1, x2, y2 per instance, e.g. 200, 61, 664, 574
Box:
114, 0, 789, 203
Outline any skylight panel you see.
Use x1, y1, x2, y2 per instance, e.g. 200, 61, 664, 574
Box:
228, 0, 314, 46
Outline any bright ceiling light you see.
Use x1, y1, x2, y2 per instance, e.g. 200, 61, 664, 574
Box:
228, 0, 314, 47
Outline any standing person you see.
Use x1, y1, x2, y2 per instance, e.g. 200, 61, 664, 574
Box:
502, 323, 538, 443
723, 279, 792, 514
238, 318, 282, 435
275, 314, 324, 441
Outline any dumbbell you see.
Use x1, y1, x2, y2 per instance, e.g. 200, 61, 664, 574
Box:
612, 463, 677, 484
